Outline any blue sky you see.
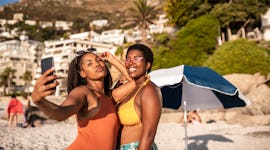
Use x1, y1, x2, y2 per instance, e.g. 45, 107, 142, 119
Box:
0, 0, 19, 6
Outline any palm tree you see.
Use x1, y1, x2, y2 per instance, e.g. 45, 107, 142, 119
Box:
123, 0, 161, 44
0, 67, 16, 95
22, 70, 33, 94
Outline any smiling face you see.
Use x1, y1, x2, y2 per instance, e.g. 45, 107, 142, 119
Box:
79, 53, 107, 81
125, 49, 151, 80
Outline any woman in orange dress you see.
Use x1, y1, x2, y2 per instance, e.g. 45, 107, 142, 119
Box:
31, 48, 135, 149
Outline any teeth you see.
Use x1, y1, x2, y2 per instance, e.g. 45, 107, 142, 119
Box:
129, 68, 136, 72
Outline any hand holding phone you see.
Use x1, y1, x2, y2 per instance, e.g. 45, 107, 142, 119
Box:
41, 57, 56, 90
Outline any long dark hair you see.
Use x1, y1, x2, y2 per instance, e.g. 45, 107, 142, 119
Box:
67, 54, 112, 96
126, 44, 153, 73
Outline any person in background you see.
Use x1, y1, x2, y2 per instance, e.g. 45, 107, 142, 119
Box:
31, 48, 135, 150
7, 94, 23, 129
187, 110, 202, 124
22, 95, 31, 127
117, 44, 162, 150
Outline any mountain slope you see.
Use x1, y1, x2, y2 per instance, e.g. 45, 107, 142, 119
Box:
1, 0, 134, 21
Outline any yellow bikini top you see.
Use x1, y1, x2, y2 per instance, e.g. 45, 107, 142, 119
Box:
117, 76, 150, 126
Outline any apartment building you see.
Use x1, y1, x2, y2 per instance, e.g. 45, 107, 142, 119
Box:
100, 29, 125, 45
43, 38, 117, 96
262, 8, 270, 41
55, 21, 73, 30
0, 40, 43, 94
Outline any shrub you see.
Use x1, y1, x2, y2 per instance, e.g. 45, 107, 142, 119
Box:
166, 15, 219, 67
204, 39, 270, 75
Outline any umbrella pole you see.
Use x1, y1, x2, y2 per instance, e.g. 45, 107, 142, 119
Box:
184, 101, 188, 150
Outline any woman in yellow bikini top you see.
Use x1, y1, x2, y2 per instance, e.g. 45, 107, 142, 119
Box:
118, 76, 150, 126
117, 44, 162, 150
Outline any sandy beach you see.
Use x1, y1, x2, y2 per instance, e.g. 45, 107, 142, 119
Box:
0, 118, 270, 150
1, 96, 270, 150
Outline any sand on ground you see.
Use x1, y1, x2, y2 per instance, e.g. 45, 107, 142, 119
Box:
0, 96, 270, 150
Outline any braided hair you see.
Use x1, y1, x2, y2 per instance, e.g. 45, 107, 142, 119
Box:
67, 54, 112, 96
126, 44, 153, 73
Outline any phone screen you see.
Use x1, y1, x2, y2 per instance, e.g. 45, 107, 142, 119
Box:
41, 57, 56, 90
41, 57, 54, 74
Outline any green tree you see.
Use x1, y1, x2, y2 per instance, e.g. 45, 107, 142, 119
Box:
16, 22, 68, 41
165, 0, 270, 40
72, 17, 89, 33
22, 70, 33, 94
123, 0, 161, 44
152, 15, 220, 69
210, 0, 270, 40
0, 67, 16, 95
151, 33, 172, 70
115, 46, 124, 60
204, 39, 270, 75
165, 0, 213, 27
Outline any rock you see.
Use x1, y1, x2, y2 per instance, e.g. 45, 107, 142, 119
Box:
223, 73, 270, 114
224, 73, 268, 94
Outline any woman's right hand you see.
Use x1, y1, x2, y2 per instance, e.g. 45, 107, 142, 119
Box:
99, 51, 115, 63
31, 68, 58, 104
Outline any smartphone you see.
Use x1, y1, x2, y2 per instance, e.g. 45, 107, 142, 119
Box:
41, 57, 56, 90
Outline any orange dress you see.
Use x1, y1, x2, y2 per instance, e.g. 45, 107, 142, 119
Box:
7, 98, 23, 114
67, 95, 120, 150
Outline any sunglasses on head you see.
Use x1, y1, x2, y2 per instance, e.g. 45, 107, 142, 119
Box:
75, 47, 97, 65
76, 47, 97, 56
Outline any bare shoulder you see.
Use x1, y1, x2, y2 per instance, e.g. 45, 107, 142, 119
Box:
67, 86, 95, 101
69, 86, 88, 95
141, 81, 162, 101
143, 81, 160, 93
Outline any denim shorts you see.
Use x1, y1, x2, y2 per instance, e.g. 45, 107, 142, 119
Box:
119, 141, 158, 150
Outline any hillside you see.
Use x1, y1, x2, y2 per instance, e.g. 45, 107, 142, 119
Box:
0, 0, 164, 26
1, 0, 134, 21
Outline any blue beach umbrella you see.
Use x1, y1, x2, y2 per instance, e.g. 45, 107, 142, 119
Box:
149, 65, 249, 150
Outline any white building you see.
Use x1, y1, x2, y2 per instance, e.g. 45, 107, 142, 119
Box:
262, 8, 270, 41
0, 40, 43, 94
0, 19, 7, 26
90, 19, 109, 29
13, 13, 24, 21
149, 14, 170, 34
43, 39, 117, 96
70, 30, 125, 46
69, 31, 101, 42
100, 29, 125, 45
55, 20, 73, 30
39, 21, 53, 28
25, 20, 37, 26
0, 31, 13, 38
7, 20, 18, 25
124, 28, 152, 43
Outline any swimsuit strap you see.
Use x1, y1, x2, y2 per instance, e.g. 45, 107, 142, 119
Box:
132, 75, 150, 98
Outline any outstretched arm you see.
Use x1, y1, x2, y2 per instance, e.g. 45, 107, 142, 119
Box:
31, 68, 84, 121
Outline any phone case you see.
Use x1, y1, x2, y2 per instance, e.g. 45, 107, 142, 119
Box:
41, 57, 56, 90
41, 57, 54, 74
